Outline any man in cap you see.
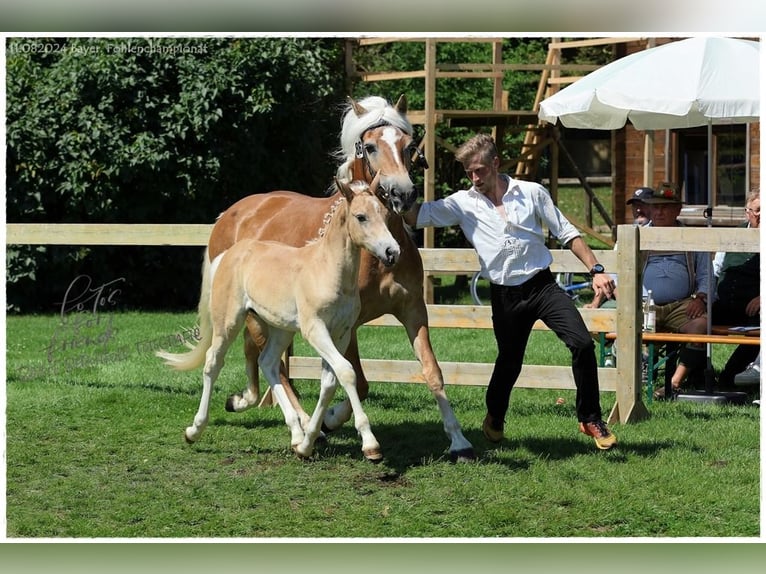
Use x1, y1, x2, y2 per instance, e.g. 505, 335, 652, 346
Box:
626, 187, 654, 226
585, 186, 655, 310
642, 183, 712, 399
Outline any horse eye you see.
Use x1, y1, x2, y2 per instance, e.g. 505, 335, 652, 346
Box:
364, 143, 376, 154
355, 214, 368, 223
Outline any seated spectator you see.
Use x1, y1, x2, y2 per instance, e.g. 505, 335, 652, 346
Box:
585, 186, 654, 310
626, 186, 654, 227
712, 189, 760, 389
642, 183, 711, 399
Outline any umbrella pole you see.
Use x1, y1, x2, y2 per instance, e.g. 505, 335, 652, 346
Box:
678, 120, 748, 405
703, 120, 716, 394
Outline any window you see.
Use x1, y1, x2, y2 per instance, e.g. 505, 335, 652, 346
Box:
676, 124, 749, 207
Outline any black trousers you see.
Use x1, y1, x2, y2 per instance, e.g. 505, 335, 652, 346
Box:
712, 299, 760, 385
487, 268, 604, 424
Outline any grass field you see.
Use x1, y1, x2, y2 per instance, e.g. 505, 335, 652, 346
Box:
5, 310, 760, 539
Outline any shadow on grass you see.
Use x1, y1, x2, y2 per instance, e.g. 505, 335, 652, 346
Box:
207, 411, 677, 476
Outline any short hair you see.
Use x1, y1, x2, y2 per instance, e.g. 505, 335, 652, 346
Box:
745, 188, 760, 206
455, 133, 498, 166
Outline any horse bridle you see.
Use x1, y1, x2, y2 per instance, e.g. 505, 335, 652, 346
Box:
352, 122, 429, 204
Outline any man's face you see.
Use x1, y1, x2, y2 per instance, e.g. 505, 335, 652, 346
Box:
745, 197, 760, 229
647, 202, 682, 227
631, 201, 650, 225
463, 154, 498, 194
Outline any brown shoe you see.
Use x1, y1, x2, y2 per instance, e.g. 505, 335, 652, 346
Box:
579, 420, 617, 450
482, 414, 504, 443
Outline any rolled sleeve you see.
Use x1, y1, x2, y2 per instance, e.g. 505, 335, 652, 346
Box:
416, 197, 462, 229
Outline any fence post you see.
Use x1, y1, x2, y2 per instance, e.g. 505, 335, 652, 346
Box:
609, 224, 650, 424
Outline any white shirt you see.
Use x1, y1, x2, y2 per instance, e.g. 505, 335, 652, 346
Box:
416, 175, 581, 286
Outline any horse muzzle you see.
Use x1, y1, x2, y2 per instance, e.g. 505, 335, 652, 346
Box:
384, 185, 418, 215
380, 244, 400, 268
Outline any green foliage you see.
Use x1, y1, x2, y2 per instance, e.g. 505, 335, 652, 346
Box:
6, 37, 618, 312
6, 37, 345, 311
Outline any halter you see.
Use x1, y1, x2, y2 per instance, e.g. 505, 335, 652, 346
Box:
351, 121, 429, 191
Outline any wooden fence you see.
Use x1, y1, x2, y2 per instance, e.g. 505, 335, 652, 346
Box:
6, 223, 760, 424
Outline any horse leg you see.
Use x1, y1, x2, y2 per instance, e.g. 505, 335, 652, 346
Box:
294, 360, 339, 458
257, 328, 306, 451
224, 320, 262, 412
226, 317, 312, 430
321, 329, 362, 431
185, 318, 242, 443
399, 301, 475, 462
306, 326, 381, 462
334, 357, 381, 462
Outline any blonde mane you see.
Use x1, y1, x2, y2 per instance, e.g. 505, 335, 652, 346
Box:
310, 181, 370, 244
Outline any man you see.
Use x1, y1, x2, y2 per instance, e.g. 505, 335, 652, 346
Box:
712, 189, 760, 389
586, 186, 655, 309
626, 186, 654, 226
403, 133, 616, 450
642, 183, 712, 399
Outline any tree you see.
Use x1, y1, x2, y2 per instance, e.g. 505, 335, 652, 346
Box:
6, 36, 346, 311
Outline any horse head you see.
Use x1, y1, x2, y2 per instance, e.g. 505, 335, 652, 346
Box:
336, 173, 400, 268
337, 95, 424, 215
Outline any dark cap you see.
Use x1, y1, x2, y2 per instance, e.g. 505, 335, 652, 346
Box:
626, 187, 655, 205
644, 182, 682, 204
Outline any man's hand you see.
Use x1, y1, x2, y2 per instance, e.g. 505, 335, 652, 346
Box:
591, 273, 615, 301
686, 295, 707, 319
745, 295, 761, 317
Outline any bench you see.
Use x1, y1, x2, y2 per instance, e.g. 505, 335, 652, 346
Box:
601, 328, 761, 403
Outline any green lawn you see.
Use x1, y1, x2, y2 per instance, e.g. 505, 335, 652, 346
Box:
5, 311, 760, 538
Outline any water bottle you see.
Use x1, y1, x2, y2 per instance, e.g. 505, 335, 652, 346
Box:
643, 290, 656, 333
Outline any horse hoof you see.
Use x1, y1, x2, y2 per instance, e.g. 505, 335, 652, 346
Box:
363, 448, 383, 463
450, 447, 477, 463
225, 394, 254, 413
293, 444, 314, 459
183, 430, 197, 444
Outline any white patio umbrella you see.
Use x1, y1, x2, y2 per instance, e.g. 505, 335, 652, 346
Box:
539, 36, 760, 401
538, 36, 760, 131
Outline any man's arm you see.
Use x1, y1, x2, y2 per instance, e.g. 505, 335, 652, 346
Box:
568, 236, 615, 300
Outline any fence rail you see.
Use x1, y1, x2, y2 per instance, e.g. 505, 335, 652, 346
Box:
6, 223, 760, 424
6, 223, 214, 246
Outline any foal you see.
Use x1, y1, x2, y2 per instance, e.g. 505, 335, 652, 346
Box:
158, 177, 400, 460
212, 95, 475, 462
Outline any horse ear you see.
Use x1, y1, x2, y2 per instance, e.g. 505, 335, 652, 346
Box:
394, 94, 407, 115
369, 171, 381, 196
335, 178, 354, 202
348, 96, 368, 117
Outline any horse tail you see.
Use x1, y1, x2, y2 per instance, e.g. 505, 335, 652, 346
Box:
156, 248, 214, 371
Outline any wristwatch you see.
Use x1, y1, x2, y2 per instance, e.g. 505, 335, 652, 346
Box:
589, 264, 605, 276
691, 292, 707, 303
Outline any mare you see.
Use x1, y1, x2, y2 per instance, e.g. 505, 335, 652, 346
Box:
158, 177, 400, 460
208, 95, 475, 462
